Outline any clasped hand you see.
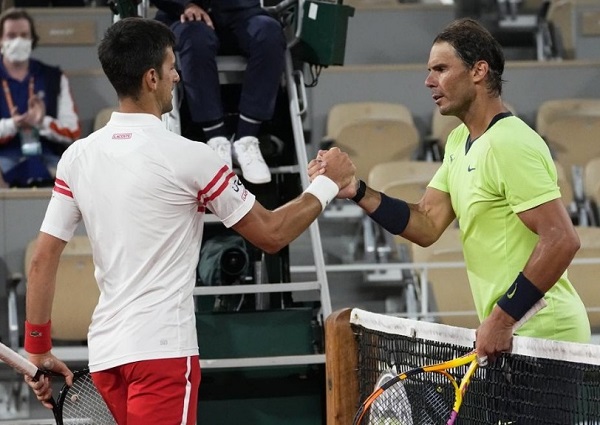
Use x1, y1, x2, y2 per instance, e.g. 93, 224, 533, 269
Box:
308, 148, 358, 198
12, 94, 45, 129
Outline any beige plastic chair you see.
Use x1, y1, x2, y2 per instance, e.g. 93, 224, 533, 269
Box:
546, 0, 575, 60
544, 115, 600, 187
555, 160, 574, 211
536, 98, 600, 138
584, 157, 600, 210
368, 160, 441, 203
324, 101, 416, 141
410, 227, 480, 329
333, 120, 420, 180
26, 235, 98, 342
569, 226, 600, 331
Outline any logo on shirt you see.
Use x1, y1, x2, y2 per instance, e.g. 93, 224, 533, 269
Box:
467, 165, 476, 172
449, 154, 455, 163
112, 133, 132, 139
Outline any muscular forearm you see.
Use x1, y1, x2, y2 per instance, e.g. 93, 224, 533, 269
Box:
521, 231, 579, 293
25, 234, 67, 324
26, 260, 59, 325
233, 193, 323, 254
354, 184, 454, 247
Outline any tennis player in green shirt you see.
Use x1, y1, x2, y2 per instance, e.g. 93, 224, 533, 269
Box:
309, 18, 590, 364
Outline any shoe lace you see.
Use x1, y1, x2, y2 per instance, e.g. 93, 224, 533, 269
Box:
214, 142, 230, 159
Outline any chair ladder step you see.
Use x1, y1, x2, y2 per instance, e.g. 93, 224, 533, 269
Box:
201, 354, 325, 369
193, 281, 321, 296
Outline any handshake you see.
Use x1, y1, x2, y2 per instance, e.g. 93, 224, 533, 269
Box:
308, 147, 359, 200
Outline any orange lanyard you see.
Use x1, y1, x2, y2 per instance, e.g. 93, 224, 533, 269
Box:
2, 76, 34, 112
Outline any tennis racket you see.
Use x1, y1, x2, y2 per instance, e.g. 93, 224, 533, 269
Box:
353, 298, 548, 425
0, 341, 116, 425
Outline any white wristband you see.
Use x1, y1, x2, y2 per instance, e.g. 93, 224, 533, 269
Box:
304, 175, 339, 212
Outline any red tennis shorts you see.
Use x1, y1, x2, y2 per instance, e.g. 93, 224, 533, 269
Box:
91, 356, 201, 425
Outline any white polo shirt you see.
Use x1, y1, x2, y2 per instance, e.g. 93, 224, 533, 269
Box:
40, 112, 255, 372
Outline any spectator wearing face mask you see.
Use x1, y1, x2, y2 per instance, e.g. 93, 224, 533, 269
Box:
0, 8, 80, 188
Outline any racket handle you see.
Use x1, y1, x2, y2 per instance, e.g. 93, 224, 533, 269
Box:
513, 298, 548, 330
0, 342, 41, 379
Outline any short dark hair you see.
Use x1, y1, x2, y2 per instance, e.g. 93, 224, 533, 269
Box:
434, 18, 505, 96
0, 8, 40, 49
97, 17, 176, 100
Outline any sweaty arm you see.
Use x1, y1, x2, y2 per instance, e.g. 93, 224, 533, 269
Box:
353, 182, 456, 247
232, 148, 355, 253
24, 232, 73, 407
476, 198, 580, 361
233, 191, 323, 254
307, 152, 455, 246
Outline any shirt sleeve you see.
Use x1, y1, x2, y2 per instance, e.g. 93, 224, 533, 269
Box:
201, 168, 256, 228
171, 139, 256, 228
485, 138, 561, 214
39, 157, 82, 241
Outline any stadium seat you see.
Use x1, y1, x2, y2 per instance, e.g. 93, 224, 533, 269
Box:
583, 157, 600, 223
337, 120, 419, 181
536, 98, 600, 138
368, 160, 441, 203
555, 160, 576, 215
324, 101, 416, 140
323, 102, 420, 180
569, 226, 600, 332
543, 115, 600, 216
410, 227, 480, 329
545, 0, 575, 59
25, 235, 98, 342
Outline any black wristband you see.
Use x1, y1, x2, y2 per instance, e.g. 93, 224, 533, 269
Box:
351, 179, 367, 203
497, 272, 544, 322
368, 192, 410, 235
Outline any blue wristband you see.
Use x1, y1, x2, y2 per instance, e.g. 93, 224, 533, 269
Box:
497, 272, 544, 321
368, 192, 410, 235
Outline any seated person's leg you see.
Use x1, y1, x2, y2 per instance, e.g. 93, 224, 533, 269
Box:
171, 21, 232, 167
0, 156, 19, 187
43, 153, 60, 178
229, 14, 286, 185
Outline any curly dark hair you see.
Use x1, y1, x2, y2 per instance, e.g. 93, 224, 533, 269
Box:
434, 18, 505, 96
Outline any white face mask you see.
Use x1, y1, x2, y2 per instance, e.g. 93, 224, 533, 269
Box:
1, 37, 32, 63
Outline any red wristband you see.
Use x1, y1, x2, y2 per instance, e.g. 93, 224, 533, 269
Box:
24, 320, 52, 354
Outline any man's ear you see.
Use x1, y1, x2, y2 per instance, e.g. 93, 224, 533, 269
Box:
472, 60, 489, 84
144, 68, 158, 91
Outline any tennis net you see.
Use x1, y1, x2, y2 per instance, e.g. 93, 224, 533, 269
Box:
350, 308, 600, 424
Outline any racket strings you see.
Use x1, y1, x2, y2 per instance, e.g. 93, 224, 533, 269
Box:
60, 373, 116, 424
364, 375, 455, 425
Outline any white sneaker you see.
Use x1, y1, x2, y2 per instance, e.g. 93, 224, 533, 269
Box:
207, 136, 232, 169
232, 136, 271, 184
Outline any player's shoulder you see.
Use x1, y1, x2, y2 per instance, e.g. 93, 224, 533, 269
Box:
493, 116, 544, 147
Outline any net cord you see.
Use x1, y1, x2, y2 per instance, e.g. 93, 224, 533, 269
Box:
350, 308, 600, 365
